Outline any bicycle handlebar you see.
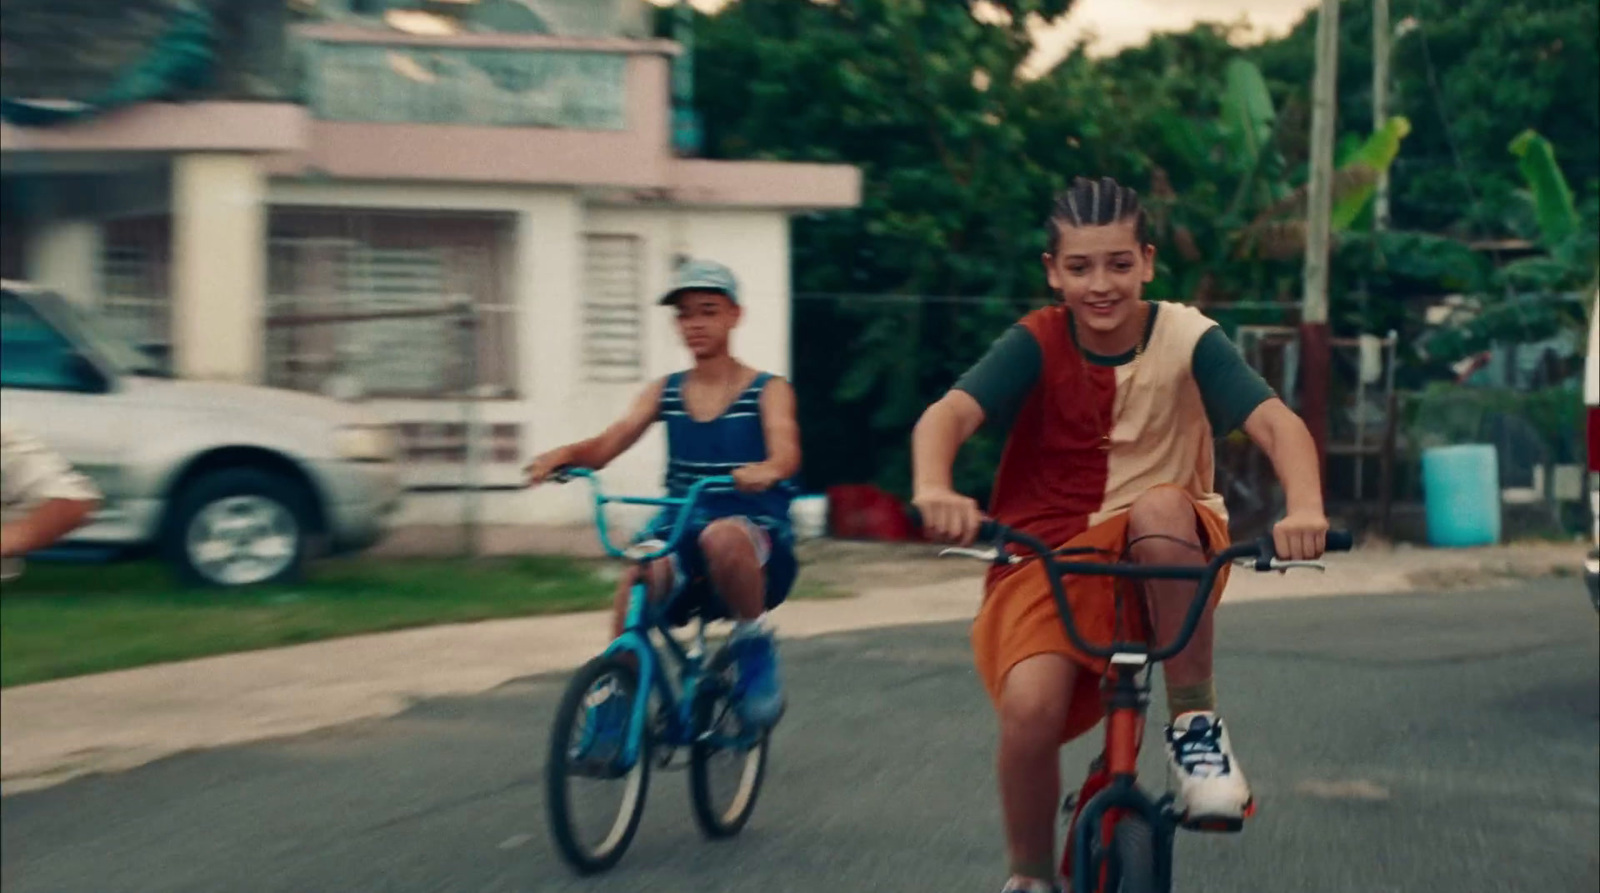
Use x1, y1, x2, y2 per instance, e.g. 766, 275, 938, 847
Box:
907, 507, 1353, 662
548, 467, 737, 562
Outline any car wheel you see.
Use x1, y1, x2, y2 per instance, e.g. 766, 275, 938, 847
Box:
164, 468, 314, 588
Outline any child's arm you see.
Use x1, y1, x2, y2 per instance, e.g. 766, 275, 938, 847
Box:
733, 377, 802, 492
1241, 398, 1331, 560
911, 325, 1042, 545
911, 391, 988, 544
524, 378, 665, 485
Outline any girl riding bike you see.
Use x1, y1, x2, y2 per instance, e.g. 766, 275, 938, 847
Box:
911, 177, 1331, 893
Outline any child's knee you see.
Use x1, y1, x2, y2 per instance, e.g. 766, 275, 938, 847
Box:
998, 656, 1075, 748
1127, 487, 1199, 538
617, 559, 675, 602
698, 519, 761, 566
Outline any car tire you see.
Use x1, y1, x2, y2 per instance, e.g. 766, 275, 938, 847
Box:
163, 468, 314, 588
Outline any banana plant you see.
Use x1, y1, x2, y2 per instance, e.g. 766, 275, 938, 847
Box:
1499, 129, 1596, 300
1142, 57, 1412, 306
1233, 115, 1412, 261
1418, 129, 1596, 363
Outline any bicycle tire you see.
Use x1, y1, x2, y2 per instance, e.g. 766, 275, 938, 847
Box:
689, 648, 771, 838
1111, 816, 1160, 893
545, 656, 650, 874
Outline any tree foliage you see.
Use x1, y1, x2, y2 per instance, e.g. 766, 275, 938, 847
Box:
692, 0, 1090, 496
1251, 0, 1599, 237
683, 0, 1599, 493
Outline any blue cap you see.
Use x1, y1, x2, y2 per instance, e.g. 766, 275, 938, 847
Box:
659, 258, 739, 306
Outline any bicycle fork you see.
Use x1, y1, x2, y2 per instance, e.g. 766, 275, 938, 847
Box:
1059, 660, 1171, 893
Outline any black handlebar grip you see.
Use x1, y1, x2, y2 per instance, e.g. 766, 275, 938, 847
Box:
1325, 529, 1354, 552
906, 506, 924, 530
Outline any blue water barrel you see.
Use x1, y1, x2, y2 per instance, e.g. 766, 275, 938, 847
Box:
1421, 444, 1502, 547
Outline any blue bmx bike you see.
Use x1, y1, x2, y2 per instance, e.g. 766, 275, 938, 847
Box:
543, 468, 772, 874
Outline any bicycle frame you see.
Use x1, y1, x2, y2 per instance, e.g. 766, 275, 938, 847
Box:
555, 468, 758, 770
945, 519, 1351, 893
1047, 546, 1245, 893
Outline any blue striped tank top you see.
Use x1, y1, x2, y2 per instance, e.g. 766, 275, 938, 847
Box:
656, 370, 796, 536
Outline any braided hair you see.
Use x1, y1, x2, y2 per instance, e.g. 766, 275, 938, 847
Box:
1044, 176, 1149, 254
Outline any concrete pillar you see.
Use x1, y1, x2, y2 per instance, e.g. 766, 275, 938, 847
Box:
24, 219, 103, 307
170, 153, 266, 382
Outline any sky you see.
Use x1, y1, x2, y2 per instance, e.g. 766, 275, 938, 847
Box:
662, 0, 1323, 69
1027, 0, 1320, 65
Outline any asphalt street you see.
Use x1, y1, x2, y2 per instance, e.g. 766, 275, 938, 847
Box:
3, 582, 1597, 893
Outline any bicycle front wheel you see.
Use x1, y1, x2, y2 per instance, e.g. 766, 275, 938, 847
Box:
1110, 816, 1159, 893
688, 648, 770, 838
545, 656, 650, 874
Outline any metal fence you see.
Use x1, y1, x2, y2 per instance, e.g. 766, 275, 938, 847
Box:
264, 300, 500, 556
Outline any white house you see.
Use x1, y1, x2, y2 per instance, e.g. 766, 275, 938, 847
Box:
0, 1, 860, 545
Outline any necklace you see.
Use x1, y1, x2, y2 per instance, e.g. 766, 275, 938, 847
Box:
1078, 303, 1149, 452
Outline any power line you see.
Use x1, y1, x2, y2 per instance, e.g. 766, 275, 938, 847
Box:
792, 292, 1299, 311
1408, 0, 1493, 244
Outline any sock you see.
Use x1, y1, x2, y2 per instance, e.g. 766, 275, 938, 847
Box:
1167, 679, 1217, 719
732, 613, 769, 638
1005, 869, 1057, 892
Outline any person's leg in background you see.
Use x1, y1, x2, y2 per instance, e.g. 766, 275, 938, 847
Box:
697, 517, 785, 726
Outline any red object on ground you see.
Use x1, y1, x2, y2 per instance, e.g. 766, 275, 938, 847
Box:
825, 484, 916, 541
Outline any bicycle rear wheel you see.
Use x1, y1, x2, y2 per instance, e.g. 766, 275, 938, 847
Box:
688, 648, 770, 838
545, 656, 650, 874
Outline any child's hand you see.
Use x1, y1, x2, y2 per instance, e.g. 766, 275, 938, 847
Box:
912, 487, 985, 546
523, 447, 574, 487
732, 464, 782, 493
0, 520, 33, 558
1272, 510, 1330, 561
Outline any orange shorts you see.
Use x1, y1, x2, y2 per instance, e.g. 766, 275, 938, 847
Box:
970, 486, 1231, 745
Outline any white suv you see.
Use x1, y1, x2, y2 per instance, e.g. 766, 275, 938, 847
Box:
0, 281, 404, 587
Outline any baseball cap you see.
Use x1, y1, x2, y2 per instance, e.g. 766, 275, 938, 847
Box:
659, 258, 739, 306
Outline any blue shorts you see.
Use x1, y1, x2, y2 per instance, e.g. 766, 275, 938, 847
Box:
648, 516, 798, 628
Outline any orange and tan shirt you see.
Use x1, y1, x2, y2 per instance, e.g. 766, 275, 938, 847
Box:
953, 301, 1274, 575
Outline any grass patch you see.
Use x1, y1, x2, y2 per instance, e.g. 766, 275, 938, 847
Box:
0, 556, 853, 688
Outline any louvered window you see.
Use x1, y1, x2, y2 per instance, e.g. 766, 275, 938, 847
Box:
582, 234, 644, 383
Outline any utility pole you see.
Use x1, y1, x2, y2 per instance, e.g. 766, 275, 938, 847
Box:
1301, 0, 1341, 477
1371, 0, 1396, 537
1373, 0, 1391, 231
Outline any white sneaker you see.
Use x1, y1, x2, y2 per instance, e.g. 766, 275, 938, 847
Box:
1165, 711, 1253, 828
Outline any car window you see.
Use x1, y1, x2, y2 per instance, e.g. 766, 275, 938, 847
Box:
0, 292, 101, 392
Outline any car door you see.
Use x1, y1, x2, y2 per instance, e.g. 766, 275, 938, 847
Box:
0, 290, 130, 537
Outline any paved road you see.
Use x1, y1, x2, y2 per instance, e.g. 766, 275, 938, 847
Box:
4, 583, 1597, 893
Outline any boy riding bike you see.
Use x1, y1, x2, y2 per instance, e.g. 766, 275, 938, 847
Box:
525, 258, 800, 728
910, 177, 1330, 893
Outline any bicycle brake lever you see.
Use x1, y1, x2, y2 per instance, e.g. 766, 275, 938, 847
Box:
938, 546, 1021, 565
1267, 559, 1327, 573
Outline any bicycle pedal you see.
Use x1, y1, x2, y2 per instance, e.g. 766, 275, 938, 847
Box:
1180, 798, 1254, 834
